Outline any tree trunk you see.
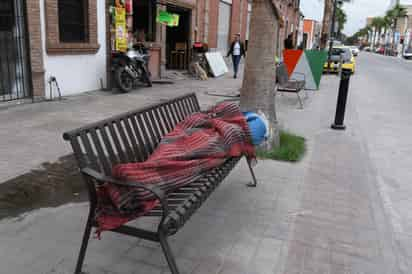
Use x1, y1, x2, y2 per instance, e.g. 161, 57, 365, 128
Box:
320, 0, 334, 49
392, 19, 398, 52
377, 30, 382, 47
240, 0, 280, 149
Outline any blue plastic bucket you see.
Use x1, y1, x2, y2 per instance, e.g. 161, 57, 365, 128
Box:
243, 112, 267, 146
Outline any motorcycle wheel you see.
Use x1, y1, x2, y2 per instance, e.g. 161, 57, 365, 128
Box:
115, 67, 134, 93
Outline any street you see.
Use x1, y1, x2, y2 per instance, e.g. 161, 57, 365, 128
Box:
350, 53, 412, 273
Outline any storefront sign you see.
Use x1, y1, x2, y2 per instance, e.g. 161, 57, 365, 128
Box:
115, 7, 128, 52
156, 11, 180, 27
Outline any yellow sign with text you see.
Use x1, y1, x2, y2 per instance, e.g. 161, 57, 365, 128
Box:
115, 7, 127, 52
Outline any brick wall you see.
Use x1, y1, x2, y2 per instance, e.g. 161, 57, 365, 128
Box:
204, 0, 250, 49
44, 0, 100, 54
240, 0, 248, 41
196, 0, 205, 42
274, 0, 300, 52
230, 0, 241, 38
26, 0, 45, 97
207, 0, 219, 48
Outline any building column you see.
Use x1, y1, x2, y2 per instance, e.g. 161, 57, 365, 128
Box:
204, 0, 210, 43
156, 5, 167, 75
26, 0, 45, 98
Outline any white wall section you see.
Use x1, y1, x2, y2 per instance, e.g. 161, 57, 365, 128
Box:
39, 0, 107, 98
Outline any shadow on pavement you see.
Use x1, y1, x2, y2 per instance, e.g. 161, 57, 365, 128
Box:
0, 155, 87, 220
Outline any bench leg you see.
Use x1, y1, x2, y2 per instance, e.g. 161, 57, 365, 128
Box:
159, 232, 180, 274
74, 210, 94, 274
246, 158, 258, 187
296, 92, 304, 109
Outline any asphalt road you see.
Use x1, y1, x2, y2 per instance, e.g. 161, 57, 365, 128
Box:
351, 52, 412, 273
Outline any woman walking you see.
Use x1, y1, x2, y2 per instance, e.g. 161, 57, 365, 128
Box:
227, 34, 246, 78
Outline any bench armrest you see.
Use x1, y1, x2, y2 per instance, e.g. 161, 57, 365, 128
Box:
81, 167, 169, 218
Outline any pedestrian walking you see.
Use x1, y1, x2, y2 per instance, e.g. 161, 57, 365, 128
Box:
227, 34, 246, 79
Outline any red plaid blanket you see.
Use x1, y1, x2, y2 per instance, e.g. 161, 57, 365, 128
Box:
95, 102, 255, 234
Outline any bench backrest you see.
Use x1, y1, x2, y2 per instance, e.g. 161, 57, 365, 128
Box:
276, 63, 290, 85
63, 93, 200, 176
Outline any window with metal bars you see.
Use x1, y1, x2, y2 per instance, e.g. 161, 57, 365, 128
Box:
0, 0, 14, 31
58, 0, 89, 42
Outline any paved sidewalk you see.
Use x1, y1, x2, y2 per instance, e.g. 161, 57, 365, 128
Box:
0, 71, 402, 273
0, 73, 242, 183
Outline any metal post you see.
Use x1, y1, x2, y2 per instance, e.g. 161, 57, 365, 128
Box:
327, 0, 339, 70
331, 68, 351, 130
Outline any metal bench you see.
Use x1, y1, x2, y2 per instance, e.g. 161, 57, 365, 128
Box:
63, 93, 257, 274
276, 63, 307, 108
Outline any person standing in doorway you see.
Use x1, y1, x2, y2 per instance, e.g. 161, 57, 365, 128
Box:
284, 33, 294, 50
227, 34, 246, 79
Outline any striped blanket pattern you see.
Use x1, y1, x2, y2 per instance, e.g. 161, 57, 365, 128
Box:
95, 102, 255, 233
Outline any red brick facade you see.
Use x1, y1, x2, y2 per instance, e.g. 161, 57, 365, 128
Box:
21, 0, 300, 98
272, 0, 301, 53
194, 0, 250, 49
44, 0, 100, 54
206, 0, 220, 48
196, 0, 299, 51
26, 0, 45, 97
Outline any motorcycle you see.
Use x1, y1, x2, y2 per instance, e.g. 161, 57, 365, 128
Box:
112, 44, 152, 93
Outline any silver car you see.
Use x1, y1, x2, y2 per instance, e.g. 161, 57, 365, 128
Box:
403, 46, 412, 59
350, 46, 360, 57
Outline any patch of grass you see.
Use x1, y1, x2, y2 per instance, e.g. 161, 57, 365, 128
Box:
256, 131, 306, 162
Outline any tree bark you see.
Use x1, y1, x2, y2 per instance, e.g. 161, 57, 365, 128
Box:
392, 19, 398, 52
377, 30, 382, 47
320, 0, 334, 49
240, 0, 280, 149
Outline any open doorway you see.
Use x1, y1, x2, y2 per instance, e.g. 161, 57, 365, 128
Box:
166, 7, 191, 70
302, 33, 308, 49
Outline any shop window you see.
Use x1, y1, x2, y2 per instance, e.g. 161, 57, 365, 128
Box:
58, 0, 88, 42
44, 0, 99, 54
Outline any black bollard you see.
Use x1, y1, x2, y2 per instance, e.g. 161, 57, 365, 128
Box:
331, 68, 351, 130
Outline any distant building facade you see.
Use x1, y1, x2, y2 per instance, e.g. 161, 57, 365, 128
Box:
272, 0, 302, 56
302, 19, 321, 49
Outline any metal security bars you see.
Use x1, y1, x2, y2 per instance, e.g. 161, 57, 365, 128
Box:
0, 0, 31, 102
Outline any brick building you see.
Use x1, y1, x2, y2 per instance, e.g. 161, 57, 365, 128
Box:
302, 19, 322, 49
272, 0, 301, 56
0, 0, 300, 101
197, 0, 251, 53
0, 0, 107, 101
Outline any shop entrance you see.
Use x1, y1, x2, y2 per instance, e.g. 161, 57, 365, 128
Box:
166, 7, 191, 70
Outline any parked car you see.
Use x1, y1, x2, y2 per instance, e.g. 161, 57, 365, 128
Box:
363, 46, 371, 52
403, 46, 412, 59
324, 46, 356, 74
350, 46, 360, 56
